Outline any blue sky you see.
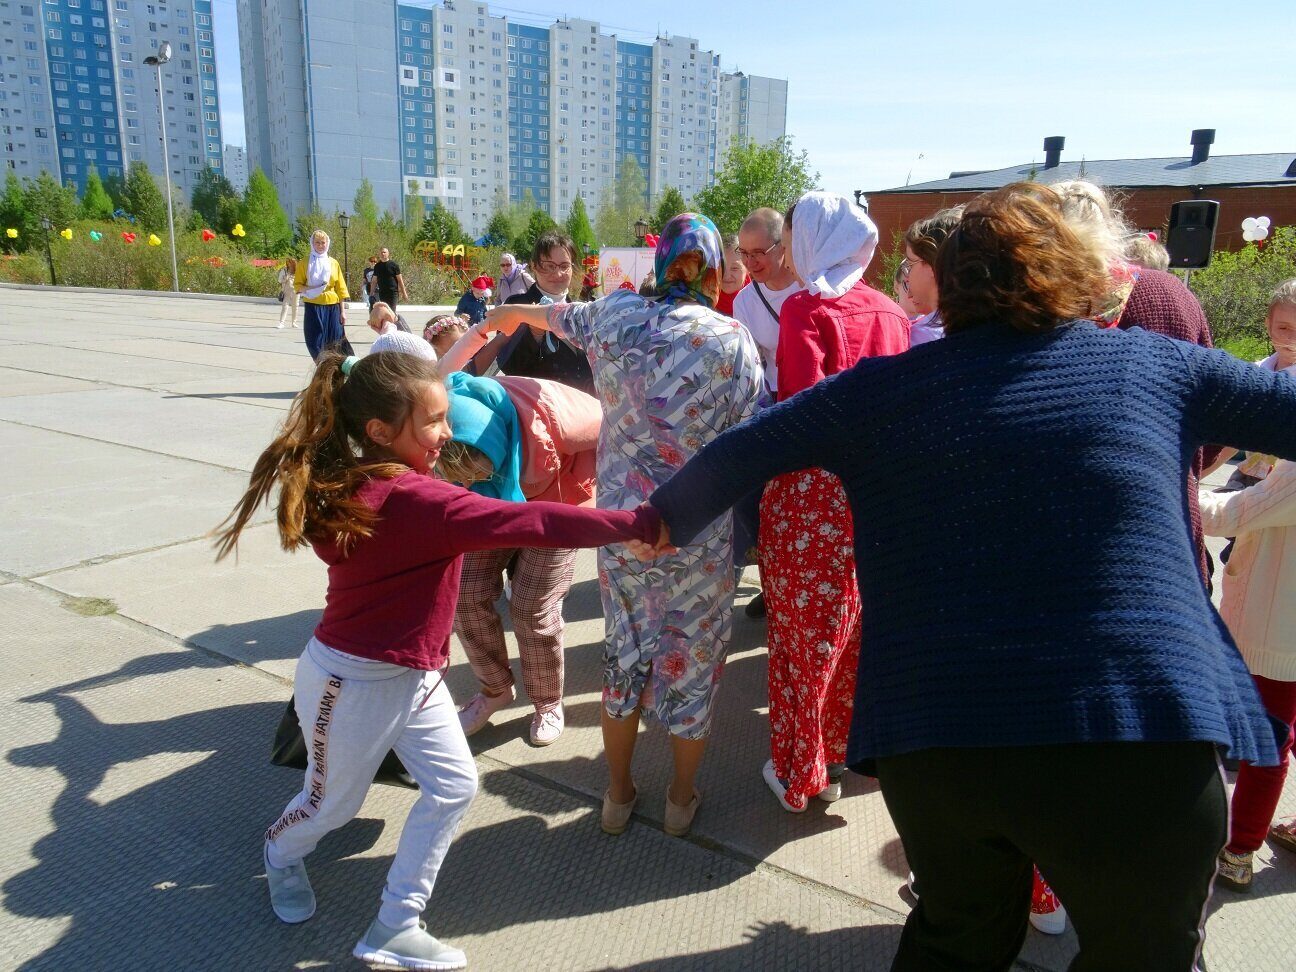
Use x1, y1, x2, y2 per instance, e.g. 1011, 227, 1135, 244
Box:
213, 0, 1296, 196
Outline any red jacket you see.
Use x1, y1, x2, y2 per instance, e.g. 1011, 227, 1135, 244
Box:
776, 280, 911, 400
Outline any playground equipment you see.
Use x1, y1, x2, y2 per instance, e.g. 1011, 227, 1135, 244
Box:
413, 241, 482, 290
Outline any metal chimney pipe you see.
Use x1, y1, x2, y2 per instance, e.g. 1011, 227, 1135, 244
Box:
1043, 136, 1065, 169
1191, 129, 1215, 165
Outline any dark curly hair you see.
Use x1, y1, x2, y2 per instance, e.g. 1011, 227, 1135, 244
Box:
935, 183, 1109, 336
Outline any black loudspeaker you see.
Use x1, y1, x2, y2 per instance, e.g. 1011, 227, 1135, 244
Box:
1165, 199, 1219, 270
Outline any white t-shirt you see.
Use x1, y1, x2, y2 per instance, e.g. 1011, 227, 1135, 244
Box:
731, 279, 802, 394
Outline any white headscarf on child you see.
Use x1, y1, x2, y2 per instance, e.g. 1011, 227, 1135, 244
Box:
790, 191, 879, 300
302, 232, 332, 300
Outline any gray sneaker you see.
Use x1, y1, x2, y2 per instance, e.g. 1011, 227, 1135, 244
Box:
263, 843, 316, 923
353, 918, 467, 970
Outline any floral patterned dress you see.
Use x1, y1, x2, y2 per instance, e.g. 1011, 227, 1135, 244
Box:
548, 291, 764, 739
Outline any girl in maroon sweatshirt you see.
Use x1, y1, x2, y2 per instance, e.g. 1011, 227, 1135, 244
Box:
215, 349, 660, 971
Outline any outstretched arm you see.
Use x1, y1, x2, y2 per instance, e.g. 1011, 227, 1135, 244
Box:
485, 303, 552, 336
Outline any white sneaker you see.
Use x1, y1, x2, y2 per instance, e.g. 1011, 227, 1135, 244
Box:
276, 323, 285, 329
457, 685, 515, 736
354, 918, 466, 970
906, 871, 919, 900
762, 759, 806, 813
263, 843, 315, 924
529, 706, 564, 746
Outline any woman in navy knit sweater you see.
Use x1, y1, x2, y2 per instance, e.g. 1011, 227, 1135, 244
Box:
646, 183, 1296, 970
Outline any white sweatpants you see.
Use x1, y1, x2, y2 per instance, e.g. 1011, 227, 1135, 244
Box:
265, 639, 478, 929
278, 291, 298, 327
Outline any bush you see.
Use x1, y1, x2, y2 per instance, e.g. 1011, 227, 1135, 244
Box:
1190, 226, 1296, 347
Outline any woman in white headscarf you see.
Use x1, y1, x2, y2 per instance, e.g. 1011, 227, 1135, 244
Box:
294, 229, 352, 360
758, 191, 911, 812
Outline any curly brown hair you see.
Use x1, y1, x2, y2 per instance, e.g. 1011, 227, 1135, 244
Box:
213, 350, 442, 560
935, 183, 1109, 336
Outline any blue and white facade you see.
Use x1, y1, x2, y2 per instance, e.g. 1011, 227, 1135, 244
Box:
0, 0, 224, 195
237, 0, 786, 236
507, 22, 549, 213
719, 71, 789, 162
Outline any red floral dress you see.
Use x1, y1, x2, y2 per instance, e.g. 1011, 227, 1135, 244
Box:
759, 468, 862, 808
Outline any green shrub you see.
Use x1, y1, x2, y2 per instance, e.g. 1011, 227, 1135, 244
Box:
1190, 226, 1296, 347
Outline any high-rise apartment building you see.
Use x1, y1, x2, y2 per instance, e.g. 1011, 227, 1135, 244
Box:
223, 141, 246, 190
238, 0, 786, 235
719, 71, 788, 161
0, 0, 224, 195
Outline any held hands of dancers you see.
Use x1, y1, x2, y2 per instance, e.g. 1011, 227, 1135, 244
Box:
484, 304, 551, 336
625, 516, 676, 562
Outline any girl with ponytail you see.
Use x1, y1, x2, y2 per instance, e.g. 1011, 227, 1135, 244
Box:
215, 350, 663, 971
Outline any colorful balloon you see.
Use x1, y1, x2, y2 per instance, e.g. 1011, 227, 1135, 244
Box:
59, 228, 73, 240
231, 223, 247, 238
200, 228, 216, 242
4, 228, 16, 239
89, 230, 103, 242
147, 234, 162, 246
121, 232, 137, 243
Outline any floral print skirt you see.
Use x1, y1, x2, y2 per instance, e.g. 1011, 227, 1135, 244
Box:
759, 468, 862, 809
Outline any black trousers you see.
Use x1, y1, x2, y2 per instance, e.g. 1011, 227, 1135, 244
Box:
876, 741, 1226, 972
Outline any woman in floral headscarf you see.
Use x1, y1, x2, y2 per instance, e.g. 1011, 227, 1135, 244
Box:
484, 213, 764, 838
759, 192, 911, 813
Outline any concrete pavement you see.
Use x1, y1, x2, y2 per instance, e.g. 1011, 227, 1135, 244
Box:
0, 284, 1292, 970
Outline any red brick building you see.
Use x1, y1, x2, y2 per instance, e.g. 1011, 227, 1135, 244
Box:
863, 131, 1296, 270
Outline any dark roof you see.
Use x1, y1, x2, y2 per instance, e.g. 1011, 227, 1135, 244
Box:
875, 153, 1296, 195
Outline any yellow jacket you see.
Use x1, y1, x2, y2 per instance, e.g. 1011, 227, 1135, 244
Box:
294, 255, 349, 304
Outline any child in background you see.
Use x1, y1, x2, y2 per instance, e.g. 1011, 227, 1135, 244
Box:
423, 314, 470, 360
892, 261, 920, 319
277, 258, 299, 329
214, 351, 661, 972
456, 275, 493, 325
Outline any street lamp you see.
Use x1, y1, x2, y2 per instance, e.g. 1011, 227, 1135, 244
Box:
143, 41, 179, 293
337, 212, 351, 286
633, 217, 648, 245
40, 216, 57, 286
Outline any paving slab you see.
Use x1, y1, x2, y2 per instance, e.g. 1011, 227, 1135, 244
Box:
0, 583, 905, 972
0, 386, 285, 471
62, 337, 309, 375
0, 343, 254, 387
0, 421, 264, 578
0, 367, 104, 399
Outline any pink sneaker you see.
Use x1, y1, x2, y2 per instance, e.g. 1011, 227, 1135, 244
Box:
457, 686, 515, 736
529, 706, 564, 746
1029, 866, 1067, 935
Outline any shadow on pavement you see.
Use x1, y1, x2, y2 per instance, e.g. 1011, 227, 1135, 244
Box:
607, 919, 903, 971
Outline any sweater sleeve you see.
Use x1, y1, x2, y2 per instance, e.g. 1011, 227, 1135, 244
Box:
429, 480, 660, 550
650, 364, 865, 545
1200, 460, 1296, 536
1178, 340, 1296, 463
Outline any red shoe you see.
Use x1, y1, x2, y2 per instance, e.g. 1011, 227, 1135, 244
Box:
1029, 866, 1066, 935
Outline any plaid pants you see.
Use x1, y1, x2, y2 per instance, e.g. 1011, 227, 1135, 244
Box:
453, 545, 579, 713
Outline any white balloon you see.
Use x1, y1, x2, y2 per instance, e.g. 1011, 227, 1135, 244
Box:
1243, 229, 1259, 241
1256, 226, 1270, 240
1257, 216, 1272, 230
1242, 217, 1258, 232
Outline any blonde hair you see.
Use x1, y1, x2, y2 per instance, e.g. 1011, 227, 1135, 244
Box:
436, 440, 492, 488
1270, 279, 1296, 316
1123, 234, 1169, 271
1051, 180, 1130, 269
311, 230, 330, 247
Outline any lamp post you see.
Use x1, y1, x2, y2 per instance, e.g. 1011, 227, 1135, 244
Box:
40, 216, 57, 286
337, 212, 351, 286
633, 217, 648, 245
143, 41, 179, 293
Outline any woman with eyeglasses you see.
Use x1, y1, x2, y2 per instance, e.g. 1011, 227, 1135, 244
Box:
756, 192, 911, 814
901, 206, 963, 347
644, 182, 1296, 968
437, 371, 602, 748
444, 230, 595, 395
484, 214, 765, 838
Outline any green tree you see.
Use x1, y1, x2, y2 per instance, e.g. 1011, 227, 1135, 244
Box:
484, 209, 513, 247
190, 166, 237, 227
404, 179, 426, 228
120, 161, 168, 231
613, 154, 649, 223
0, 172, 33, 252
693, 136, 820, 235
415, 200, 468, 247
1193, 227, 1296, 352
592, 182, 629, 247
519, 207, 557, 258
564, 195, 596, 255
649, 186, 687, 233
80, 165, 115, 220
102, 170, 126, 213
22, 170, 81, 233
239, 167, 293, 254
353, 178, 379, 229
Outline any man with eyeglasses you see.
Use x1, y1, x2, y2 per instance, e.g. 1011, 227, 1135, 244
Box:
731, 208, 802, 399
460, 229, 595, 395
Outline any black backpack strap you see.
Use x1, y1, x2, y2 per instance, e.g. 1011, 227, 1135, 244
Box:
753, 282, 780, 323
